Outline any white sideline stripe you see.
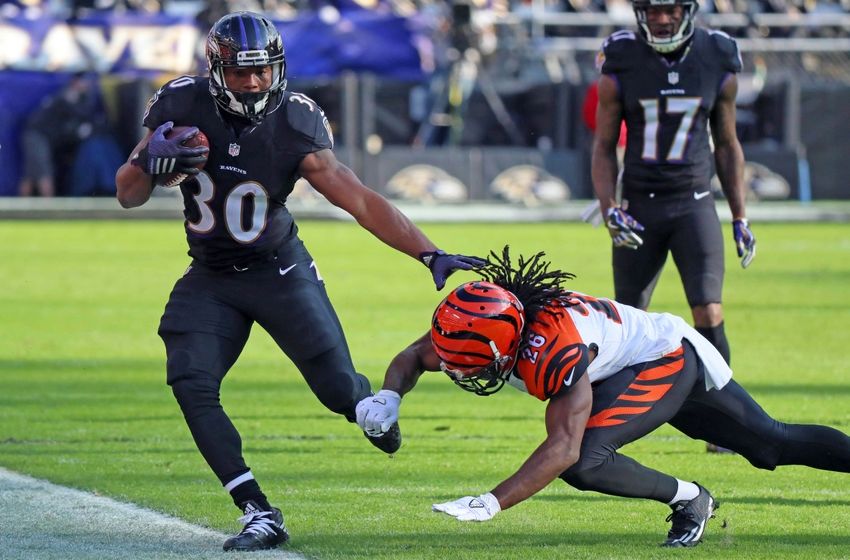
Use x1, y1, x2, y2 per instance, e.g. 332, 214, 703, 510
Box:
0, 467, 306, 560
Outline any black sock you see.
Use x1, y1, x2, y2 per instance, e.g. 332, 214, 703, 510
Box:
230, 478, 271, 511
696, 322, 730, 365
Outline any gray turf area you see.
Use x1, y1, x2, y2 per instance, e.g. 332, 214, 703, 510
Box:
0, 467, 304, 560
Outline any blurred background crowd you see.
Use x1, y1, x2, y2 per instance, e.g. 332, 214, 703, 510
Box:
0, 0, 848, 201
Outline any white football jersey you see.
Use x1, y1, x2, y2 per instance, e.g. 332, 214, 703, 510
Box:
510, 292, 732, 400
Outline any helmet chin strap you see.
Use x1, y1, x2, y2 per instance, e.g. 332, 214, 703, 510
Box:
641, 24, 689, 53
213, 63, 286, 122
636, 2, 697, 54
489, 340, 502, 362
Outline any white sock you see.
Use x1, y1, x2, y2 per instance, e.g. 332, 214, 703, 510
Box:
668, 480, 700, 505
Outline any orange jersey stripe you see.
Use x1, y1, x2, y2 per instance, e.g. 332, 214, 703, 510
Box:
618, 382, 674, 402
585, 346, 686, 428
586, 406, 651, 428
635, 347, 684, 381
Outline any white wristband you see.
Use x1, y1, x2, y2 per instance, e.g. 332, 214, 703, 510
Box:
480, 492, 501, 515
376, 389, 401, 401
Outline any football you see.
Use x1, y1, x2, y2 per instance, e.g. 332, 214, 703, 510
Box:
155, 126, 210, 188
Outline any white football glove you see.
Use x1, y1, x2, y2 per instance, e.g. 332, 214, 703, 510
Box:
432, 493, 501, 522
355, 390, 401, 436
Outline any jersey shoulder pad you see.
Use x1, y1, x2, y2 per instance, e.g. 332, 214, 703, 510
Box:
143, 75, 205, 129
282, 91, 334, 152
599, 30, 640, 74
519, 313, 590, 401
702, 28, 743, 73
535, 340, 589, 400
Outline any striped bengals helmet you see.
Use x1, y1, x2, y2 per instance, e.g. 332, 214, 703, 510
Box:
431, 281, 525, 396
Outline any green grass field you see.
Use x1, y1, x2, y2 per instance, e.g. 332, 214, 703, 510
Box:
1, 220, 849, 559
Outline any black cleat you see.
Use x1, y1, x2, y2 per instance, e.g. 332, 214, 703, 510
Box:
364, 422, 402, 454
223, 501, 289, 552
662, 483, 719, 548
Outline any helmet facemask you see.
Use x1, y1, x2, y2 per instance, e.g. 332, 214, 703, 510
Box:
206, 12, 288, 124
633, 0, 699, 54
440, 341, 514, 396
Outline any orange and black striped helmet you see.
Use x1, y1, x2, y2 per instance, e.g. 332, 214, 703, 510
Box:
431, 281, 525, 396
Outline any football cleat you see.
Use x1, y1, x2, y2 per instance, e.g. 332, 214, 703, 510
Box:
662, 483, 719, 548
223, 500, 289, 552
364, 422, 402, 455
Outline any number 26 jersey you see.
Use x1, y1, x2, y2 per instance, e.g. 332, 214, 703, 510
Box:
508, 293, 731, 400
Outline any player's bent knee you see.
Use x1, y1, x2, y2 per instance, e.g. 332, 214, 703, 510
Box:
559, 460, 605, 492
165, 348, 195, 386
743, 448, 780, 471
170, 376, 222, 417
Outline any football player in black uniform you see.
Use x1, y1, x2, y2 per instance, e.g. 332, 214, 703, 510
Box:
591, 0, 756, 372
115, 11, 483, 552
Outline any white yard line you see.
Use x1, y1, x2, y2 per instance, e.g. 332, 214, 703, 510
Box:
0, 467, 305, 560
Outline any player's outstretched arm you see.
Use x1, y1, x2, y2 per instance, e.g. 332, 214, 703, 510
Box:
356, 332, 438, 436
433, 374, 592, 521
300, 150, 484, 288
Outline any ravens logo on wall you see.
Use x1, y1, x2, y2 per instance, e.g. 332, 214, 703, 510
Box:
710, 161, 791, 201
490, 165, 570, 207
386, 165, 468, 204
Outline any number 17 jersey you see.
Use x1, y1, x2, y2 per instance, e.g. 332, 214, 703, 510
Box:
599, 28, 742, 194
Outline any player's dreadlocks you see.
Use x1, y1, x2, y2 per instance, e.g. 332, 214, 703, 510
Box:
476, 246, 577, 325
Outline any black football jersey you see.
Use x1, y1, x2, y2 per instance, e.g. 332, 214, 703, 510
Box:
599, 28, 742, 194
143, 77, 333, 268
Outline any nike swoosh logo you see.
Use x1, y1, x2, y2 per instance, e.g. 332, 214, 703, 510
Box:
694, 191, 711, 200
279, 264, 297, 276
563, 365, 577, 387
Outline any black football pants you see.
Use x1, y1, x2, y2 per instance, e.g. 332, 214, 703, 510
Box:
560, 341, 850, 502
613, 190, 724, 309
159, 240, 372, 486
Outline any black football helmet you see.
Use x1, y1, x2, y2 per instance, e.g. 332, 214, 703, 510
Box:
632, 0, 699, 53
206, 11, 287, 123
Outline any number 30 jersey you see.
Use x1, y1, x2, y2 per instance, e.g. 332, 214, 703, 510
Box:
143, 76, 334, 269
509, 293, 733, 400
598, 28, 742, 194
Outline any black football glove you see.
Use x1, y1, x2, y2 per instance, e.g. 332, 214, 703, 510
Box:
606, 207, 645, 250
131, 121, 208, 176
732, 218, 756, 268
420, 250, 486, 291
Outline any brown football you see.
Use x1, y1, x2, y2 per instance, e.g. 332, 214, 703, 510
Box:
155, 126, 210, 188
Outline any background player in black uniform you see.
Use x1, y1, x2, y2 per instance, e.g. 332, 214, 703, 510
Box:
591, 0, 756, 372
115, 11, 483, 552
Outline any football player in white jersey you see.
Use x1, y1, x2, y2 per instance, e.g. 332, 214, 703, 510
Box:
356, 247, 850, 548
